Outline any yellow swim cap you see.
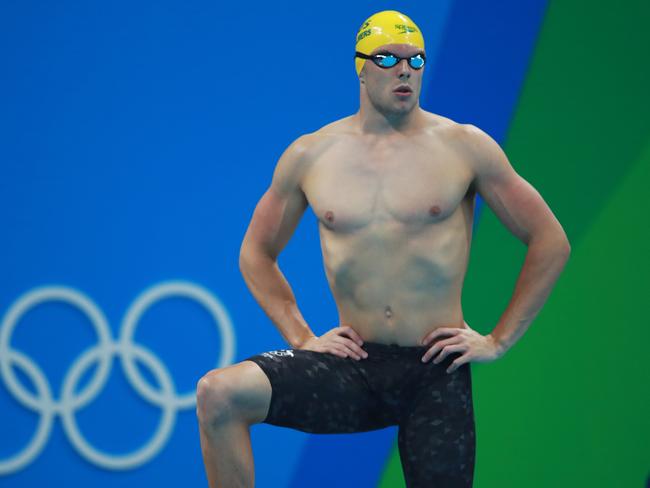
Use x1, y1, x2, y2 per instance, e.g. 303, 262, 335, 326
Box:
355, 10, 425, 76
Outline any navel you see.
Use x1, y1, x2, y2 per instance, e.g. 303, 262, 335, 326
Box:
384, 305, 393, 318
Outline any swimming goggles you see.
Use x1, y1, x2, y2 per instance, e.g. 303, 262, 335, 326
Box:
354, 51, 426, 70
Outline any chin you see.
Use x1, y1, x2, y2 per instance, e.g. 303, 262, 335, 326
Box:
393, 102, 417, 113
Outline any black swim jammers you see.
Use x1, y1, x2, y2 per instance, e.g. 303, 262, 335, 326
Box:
244, 341, 475, 487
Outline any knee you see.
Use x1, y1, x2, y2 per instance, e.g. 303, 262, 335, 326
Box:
196, 369, 237, 428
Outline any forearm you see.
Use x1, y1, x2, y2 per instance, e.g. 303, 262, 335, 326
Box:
239, 250, 316, 348
489, 235, 571, 356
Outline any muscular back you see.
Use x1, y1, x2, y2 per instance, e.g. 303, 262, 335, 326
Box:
297, 113, 476, 344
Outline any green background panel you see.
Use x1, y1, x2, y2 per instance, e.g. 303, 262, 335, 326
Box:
379, 0, 650, 486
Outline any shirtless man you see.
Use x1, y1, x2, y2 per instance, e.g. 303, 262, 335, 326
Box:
196, 10, 570, 488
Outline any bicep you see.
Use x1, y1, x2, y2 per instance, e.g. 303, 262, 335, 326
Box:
240, 136, 310, 261
468, 126, 562, 245
241, 184, 308, 261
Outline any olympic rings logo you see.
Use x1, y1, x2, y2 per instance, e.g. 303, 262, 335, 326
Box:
0, 281, 235, 474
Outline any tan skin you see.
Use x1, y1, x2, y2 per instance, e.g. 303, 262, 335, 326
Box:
196, 42, 570, 487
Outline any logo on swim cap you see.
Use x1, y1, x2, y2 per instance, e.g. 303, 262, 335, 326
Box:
354, 10, 425, 76
357, 29, 372, 43
394, 24, 418, 34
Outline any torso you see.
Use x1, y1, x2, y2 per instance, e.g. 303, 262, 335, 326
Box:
300, 110, 477, 346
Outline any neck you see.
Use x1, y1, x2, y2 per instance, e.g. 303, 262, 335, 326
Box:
356, 93, 423, 135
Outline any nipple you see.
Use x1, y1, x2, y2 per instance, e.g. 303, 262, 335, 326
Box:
429, 205, 441, 216
325, 210, 335, 222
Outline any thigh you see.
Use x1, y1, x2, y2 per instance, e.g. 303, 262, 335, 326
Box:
244, 348, 390, 434
397, 358, 476, 488
201, 359, 274, 425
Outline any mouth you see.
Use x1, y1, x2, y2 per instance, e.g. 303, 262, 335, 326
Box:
393, 86, 413, 96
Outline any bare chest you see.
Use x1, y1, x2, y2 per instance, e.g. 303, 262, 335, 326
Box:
302, 141, 474, 232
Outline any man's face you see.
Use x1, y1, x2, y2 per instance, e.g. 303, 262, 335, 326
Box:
361, 43, 425, 116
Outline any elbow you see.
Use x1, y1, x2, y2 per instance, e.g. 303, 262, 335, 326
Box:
239, 246, 255, 274
551, 229, 571, 258
558, 228, 571, 257
239, 243, 275, 274
563, 238, 571, 257
238, 251, 247, 275
238, 242, 246, 271
553, 232, 571, 264
557, 240, 571, 266
529, 228, 571, 259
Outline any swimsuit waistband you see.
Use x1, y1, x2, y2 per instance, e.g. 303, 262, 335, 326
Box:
361, 341, 428, 356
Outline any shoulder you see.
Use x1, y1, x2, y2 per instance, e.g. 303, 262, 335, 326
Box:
417, 112, 499, 160
271, 132, 314, 196
271, 120, 345, 195
421, 110, 459, 129
278, 116, 352, 168
280, 114, 352, 159
418, 111, 481, 150
313, 114, 357, 135
440, 122, 515, 180
456, 124, 510, 172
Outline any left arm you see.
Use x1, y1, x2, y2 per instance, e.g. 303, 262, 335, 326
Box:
421, 125, 570, 370
468, 124, 571, 355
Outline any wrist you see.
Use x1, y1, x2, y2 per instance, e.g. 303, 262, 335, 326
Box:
488, 333, 507, 358
290, 332, 316, 349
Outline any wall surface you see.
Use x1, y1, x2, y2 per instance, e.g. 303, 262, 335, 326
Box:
1, 1, 648, 487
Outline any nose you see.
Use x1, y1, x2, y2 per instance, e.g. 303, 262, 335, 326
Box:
397, 59, 411, 78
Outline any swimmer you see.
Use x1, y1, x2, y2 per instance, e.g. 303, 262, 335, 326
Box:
196, 9, 570, 488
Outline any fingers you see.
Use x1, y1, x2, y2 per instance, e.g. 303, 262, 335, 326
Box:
421, 327, 462, 346
327, 345, 350, 359
337, 326, 365, 346
421, 336, 463, 363
433, 344, 465, 364
333, 335, 368, 360
328, 344, 361, 360
446, 353, 470, 373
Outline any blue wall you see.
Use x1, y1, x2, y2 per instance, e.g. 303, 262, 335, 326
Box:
0, 1, 545, 486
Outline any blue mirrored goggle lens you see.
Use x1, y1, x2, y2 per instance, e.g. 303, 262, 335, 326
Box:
374, 54, 425, 69
409, 55, 425, 68
375, 55, 398, 67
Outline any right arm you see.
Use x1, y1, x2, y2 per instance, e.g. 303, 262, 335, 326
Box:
238, 134, 316, 348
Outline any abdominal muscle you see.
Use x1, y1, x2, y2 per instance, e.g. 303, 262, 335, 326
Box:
320, 209, 471, 346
